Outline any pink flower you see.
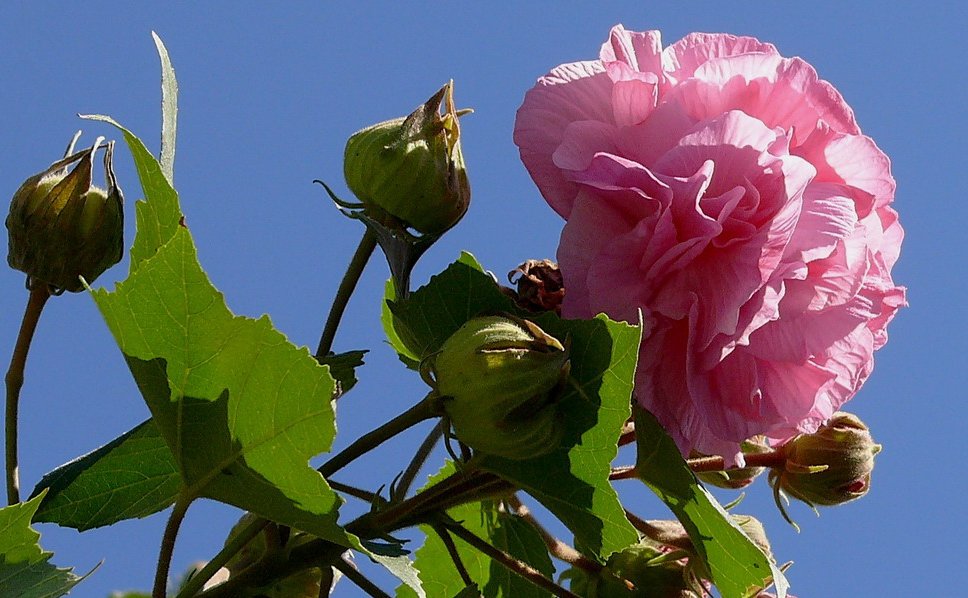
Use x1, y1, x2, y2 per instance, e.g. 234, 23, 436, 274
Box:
514, 25, 905, 462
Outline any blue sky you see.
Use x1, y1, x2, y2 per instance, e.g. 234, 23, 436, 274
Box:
1, 2, 964, 596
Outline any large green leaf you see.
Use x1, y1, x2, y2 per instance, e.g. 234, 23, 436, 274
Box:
385, 255, 639, 560
0, 493, 84, 598
31, 419, 178, 530
84, 116, 355, 547
634, 406, 788, 598
397, 463, 553, 598
29, 349, 363, 531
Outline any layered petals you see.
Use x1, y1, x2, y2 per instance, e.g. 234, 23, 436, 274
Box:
515, 25, 905, 458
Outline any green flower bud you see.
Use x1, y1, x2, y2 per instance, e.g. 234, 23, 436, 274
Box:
343, 82, 470, 235
431, 315, 569, 460
567, 543, 697, 597
218, 514, 324, 598
6, 132, 123, 292
770, 412, 881, 514
695, 436, 771, 490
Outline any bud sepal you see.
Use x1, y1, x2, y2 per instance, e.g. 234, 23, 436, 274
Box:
428, 315, 570, 461
6, 132, 123, 293
769, 412, 882, 528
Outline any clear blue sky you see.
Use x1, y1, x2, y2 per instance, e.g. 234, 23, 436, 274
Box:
1, 2, 963, 596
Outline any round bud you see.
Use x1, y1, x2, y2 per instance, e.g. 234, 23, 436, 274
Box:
344, 82, 470, 235
568, 543, 696, 597
770, 412, 881, 508
6, 133, 123, 292
432, 315, 569, 460
219, 514, 323, 598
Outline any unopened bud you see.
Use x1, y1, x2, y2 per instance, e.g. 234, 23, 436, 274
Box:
567, 543, 698, 597
770, 412, 881, 522
344, 82, 470, 235
431, 315, 569, 460
6, 132, 123, 292
219, 514, 323, 597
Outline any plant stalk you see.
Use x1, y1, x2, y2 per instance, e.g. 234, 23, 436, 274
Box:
507, 496, 603, 575
333, 557, 391, 598
5, 285, 50, 505
443, 517, 581, 598
317, 395, 440, 478
315, 229, 377, 358
393, 420, 444, 500
175, 515, 269, 598
154, 493, 194, 598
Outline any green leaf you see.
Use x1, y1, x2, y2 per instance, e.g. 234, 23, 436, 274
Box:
30, 419, 178, 530
633, 406, 789, 598
88, 117, 356, 548
318, 349, 367, 395
380, 278, 422, 369
82, 114, 181, 272
398, 463, 554, 598
384, 252, 514, 362
29, 346, 366, 531
388, 254, 640, 560
151, 31, 178, 185
0, 493, 85, 598
371, 553, 426, 598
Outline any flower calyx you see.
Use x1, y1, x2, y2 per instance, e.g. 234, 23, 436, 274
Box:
6, 131, 124, 293
426, 314, 570, 461
320, 82, 471, 297
769, 412, 882, 528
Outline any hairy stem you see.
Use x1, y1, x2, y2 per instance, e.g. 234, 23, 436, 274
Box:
686, 450, 786, 472
318, 395, 440, 479
393, 420, 444, 500
5, 285, 49, 505
175, 515, 268, 598
328, 478, 381, 503
432, 522, 474, 586
507, 496, 603, 575
610, 448, 788, 482
443, 517, 581, 598
333, 557, 391, 598
315, 229, 377, 358
197, 467, 514, 597
155, 493, 194, 598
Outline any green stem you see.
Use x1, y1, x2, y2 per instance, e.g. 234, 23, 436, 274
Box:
197, 466, 512, 597
392, 420, 443, 501
315, 229, 377, 358
154, 493, 194, 598
5, 285, 50, 505
328, 478, 381, 503
175, 516, 269, 598
333, 557, 391, 598
431, 522, 474, 587
318, 395, 440, 479
508, 496, 603, 575
442, 517, 581, 598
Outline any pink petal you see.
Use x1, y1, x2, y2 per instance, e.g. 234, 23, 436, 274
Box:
514, 60, 613, 218
600, 25, 664, 77
786, 182, 859, 263
663, 32, 779, 83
